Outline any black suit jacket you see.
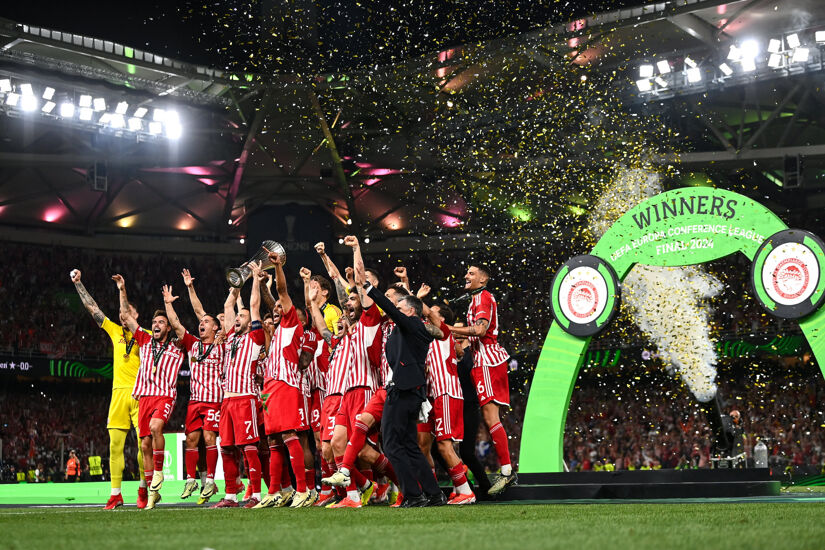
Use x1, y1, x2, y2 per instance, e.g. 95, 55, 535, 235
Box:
365, 285, 433, 391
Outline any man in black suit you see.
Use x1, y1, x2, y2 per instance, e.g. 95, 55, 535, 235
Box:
349, 237, 445, 507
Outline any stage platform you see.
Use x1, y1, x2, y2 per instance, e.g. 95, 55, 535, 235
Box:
500, 469, 780, 501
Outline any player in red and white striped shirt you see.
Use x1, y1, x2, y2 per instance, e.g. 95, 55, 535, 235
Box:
160, 284, 224, 502
254, 255, 315, 509
449, 264, 515, 495
114, 275, 186, 510
210, 265, 266, 509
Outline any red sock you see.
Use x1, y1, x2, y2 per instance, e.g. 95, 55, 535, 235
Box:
144, 471, 153, 486
361, 469, 374, 482
350, 467, 367, 489
243, 445, 262, 494
373, 453, 399, 486
259, 447, 271, 491
489, 422, 512, 466
280, 448, 292, 488
205, 445, 218, 480
448, 462, 468, 488
221, 447, 238, 494
153, 450, 165, 474
185, 448, 198, 480
342, 420, 370, 471
268, 445, 284, 494
283, 435, 307, 492
304, 468, 316, 491
321, 458, 334, 492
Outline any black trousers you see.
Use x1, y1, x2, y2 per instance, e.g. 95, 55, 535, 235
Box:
382, 386, 441, 498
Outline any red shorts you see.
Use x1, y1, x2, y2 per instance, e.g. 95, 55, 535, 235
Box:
263, 380, 304, 434
138, 396, 175, 438
335, 387, 374, 434
219, 395, 260, 446
321, 394, 342, 442
185, 401, 221, 434
310, 389, 324, 433
431, 394, 464, 441
362, 387, 386, 426
472, 361, 510, 407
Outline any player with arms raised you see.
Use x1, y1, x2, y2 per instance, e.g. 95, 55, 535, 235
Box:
70, 269, 149, 509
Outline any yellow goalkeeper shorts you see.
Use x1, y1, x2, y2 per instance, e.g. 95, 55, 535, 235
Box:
107, 387, 140, 431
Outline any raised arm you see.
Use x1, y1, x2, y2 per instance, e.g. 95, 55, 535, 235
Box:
181, 269, 206, 319
315, 241, 350, 304
394, 266, 411, 292
449, 318, 490, 338
307, 284, 333, 344
260, 271, 277, 315
162, 285, 186, 340
344, 235, 374, 309
111, 274, 138, 333
248, 261, 262, 323
265, 248, 293, 313
223, 287, 239, 331
70, 269, 105, 327
417, 283, 432, 317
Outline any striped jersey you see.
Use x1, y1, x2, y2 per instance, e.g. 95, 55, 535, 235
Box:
265, 306, 303, 389
347, 305, 382, 391
303, 327, 328, 393
467, 289, 510, 368
131, 329, 186, 400
222, 324, 265, 396
181, 332, 224, 403
326, 333, 351, 396
426, 320, 463, 399
379, 319, 394, 386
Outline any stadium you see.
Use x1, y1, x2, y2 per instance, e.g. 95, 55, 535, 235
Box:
1, 0, 825, 548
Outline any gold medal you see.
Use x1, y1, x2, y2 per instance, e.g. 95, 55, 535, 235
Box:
123, 353, 130, 360
152, 367, 157, 374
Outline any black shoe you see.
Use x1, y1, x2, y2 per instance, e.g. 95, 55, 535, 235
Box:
399, 494, 429, 508
426, 491, 447, 507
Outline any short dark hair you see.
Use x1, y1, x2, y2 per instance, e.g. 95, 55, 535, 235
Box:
152, 310, 168, 321
127, 302, 138, 312
263, 311, 273, 321
202, 313, 220, 326
399, 295, 423, 317
311, 275, 332, 298
365, 268, 381, 286
388, 283, 410, 296
472, 264, 492, 281
433, 303, 455, 325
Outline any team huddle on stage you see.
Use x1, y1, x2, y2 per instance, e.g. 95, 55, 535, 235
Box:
71, 236, 515, 510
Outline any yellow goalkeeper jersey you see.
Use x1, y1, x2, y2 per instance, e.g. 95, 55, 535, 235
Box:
101, 317, 147, 390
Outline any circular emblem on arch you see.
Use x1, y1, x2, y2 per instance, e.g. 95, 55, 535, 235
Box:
551, 255, 620, 336
751, 229, 825, 319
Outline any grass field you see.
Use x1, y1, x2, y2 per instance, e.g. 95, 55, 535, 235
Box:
2, 502, 825, 550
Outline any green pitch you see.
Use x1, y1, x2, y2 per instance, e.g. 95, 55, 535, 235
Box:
1, 502, 825, 550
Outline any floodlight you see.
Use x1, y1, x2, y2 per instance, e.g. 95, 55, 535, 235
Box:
684, 57, 698, 68
741, 39, 759, 59
656, 60, 671, 74
5, 93, 19, 106
60, 102, 75, 118
165, 122, 182, 140
792, 47, 810, 63
768, 53, 783, 68
42, 101, 55, 113
79, 95, 92, 108
110, 114, 125, 128
0, 79, 10, 93
719, 63, 733, 76
134, 107, 148, 118
79, 107, 93, 121
817, 31, 825, 44
768, 39, 782, 54
787, 34, 801, 49
19, 83, 33, 96
20, 95, 37, 112
42, 87, 55, 100
149, 121, 162, 134
115, 101, 128, 114
635, 79, 652, 92
727, 45, 741, 61
686, 67, 702, 83
98, 113, 111, 124
654, 76, 668, 88
741, 57, 756, 72
639, 64, 654, 78
128, 117, 142, 131
93, 98, 106, 111
152, 108, 166, 122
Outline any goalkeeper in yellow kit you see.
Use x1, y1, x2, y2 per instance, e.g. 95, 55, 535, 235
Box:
70, 268, 149, 509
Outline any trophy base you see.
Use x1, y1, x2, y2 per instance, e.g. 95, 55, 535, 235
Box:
226, 268, 245, 288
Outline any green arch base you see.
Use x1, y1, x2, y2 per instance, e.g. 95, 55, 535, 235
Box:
519, 187, 825, 473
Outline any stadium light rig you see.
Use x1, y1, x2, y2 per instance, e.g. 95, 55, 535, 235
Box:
0, 75, 186, 141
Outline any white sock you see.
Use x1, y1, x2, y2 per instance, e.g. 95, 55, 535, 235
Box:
501, 464, 512, 476
139, 479, 148, 488
111, 488, 122, 496
200, 472, 207, 485
186, 476, 194, 482
281, 485, 294, 494
456, 481, 471, 495
225, 493, 237, 502
340, 467, 351, 476
253, 492, 261, 500
347, 489, 360, 501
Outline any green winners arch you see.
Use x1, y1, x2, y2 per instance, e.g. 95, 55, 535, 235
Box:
519, 187, 825, 473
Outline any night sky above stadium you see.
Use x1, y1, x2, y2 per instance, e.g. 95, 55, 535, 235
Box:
1, 0, 638, 71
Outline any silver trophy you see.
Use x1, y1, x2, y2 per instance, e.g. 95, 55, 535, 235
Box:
225, 240, 286, 288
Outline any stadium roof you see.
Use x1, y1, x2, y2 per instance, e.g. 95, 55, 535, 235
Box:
0, 0, 824, 248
